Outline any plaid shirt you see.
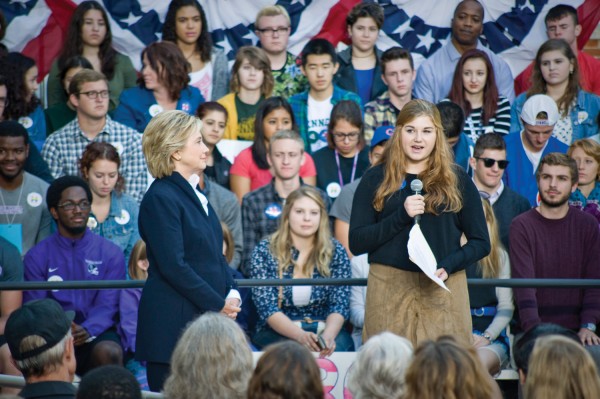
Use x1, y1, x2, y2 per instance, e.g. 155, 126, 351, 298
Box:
241, 179, 330, 275
42, 116, 147, 203
364, 91, 400, 142
288, 85, 362, 154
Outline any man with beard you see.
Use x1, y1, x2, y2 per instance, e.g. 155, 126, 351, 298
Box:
23, 176, 125, 376
510, 153, 600, 353
0, 121, 52, 256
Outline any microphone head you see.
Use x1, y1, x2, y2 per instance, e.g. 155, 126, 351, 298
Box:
410, 179, 423, 193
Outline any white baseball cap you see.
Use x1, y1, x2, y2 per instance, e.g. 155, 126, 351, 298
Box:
520, 94, 559, 126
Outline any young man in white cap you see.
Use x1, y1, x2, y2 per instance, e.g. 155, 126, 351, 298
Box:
5, 298, 77, 398
503, 94, 568, 206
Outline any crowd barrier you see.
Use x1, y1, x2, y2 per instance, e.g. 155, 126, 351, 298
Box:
1, 278, 596, 398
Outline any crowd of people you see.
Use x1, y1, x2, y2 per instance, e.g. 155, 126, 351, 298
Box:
0, 0, 600, 398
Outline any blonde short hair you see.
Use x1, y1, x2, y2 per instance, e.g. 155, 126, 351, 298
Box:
142, 110, 202, 179
255, 5, 291, 27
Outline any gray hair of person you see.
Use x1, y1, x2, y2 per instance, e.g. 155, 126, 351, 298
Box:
142, 110, 203, 179
268, 129, 305, 154
14, 331, 72, 379
163, 312, 253, 399
347, 332, 414, 399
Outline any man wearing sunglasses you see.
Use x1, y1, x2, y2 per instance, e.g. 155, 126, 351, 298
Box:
469, 133, 530, 250
23, 176, 125, 377
503, 94, 568, 207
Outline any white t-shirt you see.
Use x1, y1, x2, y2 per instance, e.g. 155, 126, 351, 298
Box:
189, 61, 213, 101
521, 132, 548, 174
307, 95, 333, 153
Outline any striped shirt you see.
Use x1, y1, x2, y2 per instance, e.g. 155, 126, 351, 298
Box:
463, 96, 511, 142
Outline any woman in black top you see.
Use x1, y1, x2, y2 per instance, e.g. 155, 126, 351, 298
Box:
349, 99, 490, 347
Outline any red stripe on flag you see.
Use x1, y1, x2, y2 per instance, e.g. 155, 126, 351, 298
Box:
21, 0, 78, 81
313, 0, 362, 46
577, 0, 600, 50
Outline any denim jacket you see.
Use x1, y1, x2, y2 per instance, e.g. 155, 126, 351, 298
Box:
87, 191, 140, 273
510, 90, 600, 142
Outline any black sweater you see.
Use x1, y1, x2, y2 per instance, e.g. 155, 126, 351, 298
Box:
349, 164, 490, 274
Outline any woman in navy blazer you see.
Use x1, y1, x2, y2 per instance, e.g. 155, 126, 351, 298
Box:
136, 110, 241, 392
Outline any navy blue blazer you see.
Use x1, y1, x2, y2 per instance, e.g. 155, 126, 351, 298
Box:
136, 171, 234, 363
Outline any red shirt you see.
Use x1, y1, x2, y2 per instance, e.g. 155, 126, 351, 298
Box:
230, 147, 317, 191
515, 51, 600, 96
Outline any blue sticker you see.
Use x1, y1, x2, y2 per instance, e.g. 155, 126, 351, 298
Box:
264, 203, 282, 219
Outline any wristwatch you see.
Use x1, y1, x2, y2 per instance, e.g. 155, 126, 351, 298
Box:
581, 323, 597, 332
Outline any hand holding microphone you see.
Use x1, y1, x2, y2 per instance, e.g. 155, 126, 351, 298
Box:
405, 179, 424, 223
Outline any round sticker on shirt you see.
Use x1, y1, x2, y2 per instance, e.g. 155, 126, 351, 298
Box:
149, 104, 163, 117
115, 210, 130, 225
264, 203, 282, 219
27, 192, 43, 207
48, 274, 63, 292
578, 111, 588, 124
326, 182, 341, 198
110, 141, 124, 156
536, 191, 541, 207
181, 102, 191, 113
18, 116, 33, 129
87, 217, 98, 229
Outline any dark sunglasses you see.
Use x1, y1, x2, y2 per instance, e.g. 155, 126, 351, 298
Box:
476, 157, 509, 169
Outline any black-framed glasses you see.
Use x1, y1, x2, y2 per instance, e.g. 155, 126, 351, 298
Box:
476, 157, 509, 169
78, 90, 110, 99
57, 200, 91, 211
256, 27, 290, 36
332, 132, 360, 142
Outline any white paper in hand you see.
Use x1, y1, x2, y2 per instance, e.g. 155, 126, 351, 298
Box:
407, 224, 450, 292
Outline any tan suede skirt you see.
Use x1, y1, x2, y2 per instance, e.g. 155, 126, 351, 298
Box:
363, 263, 472, 347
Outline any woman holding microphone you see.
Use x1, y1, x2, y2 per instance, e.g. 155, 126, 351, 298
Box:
349, 99, 489, 346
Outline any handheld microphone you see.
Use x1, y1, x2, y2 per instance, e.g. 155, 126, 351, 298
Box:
410, 179, 423, 224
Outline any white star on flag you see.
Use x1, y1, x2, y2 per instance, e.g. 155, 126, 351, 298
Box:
122, 12, 142, 27
393, 17, 412, 39
416, 29, 436, 52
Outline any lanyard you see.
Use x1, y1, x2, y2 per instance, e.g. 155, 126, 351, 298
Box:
334, 150, 358, 187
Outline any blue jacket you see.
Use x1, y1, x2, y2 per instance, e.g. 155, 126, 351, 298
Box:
113, 86, 204, 133
452, 133, 475, 174
510, 90, 600, 143
503, 132, 568, 206
136, 172, 235, 363
21, 105, 46, 151
24, 229, 126, 336
88, 192, 140, 271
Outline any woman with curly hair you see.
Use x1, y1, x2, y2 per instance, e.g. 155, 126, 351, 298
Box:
113, 41, 204, 133
46, 1, 137, 110
0, 52, 46, 150
79, 142, 140, 265
162, 0, 229, 101
250, 185, 353, 353
350, 99, 490, 346
510, 39, 600, 145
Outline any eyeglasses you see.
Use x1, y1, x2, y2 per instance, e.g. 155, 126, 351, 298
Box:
79, 90, 110, 99
332, 132, 360, 142
57, 200, 91, 211
256, 27, 290, 36
475, 157, 509, 169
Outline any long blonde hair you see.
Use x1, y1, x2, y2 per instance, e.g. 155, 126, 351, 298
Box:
525, 335, 600, 399
373, 100, 462, 213
270, 186, 333, 277
478, 199, 503, 279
